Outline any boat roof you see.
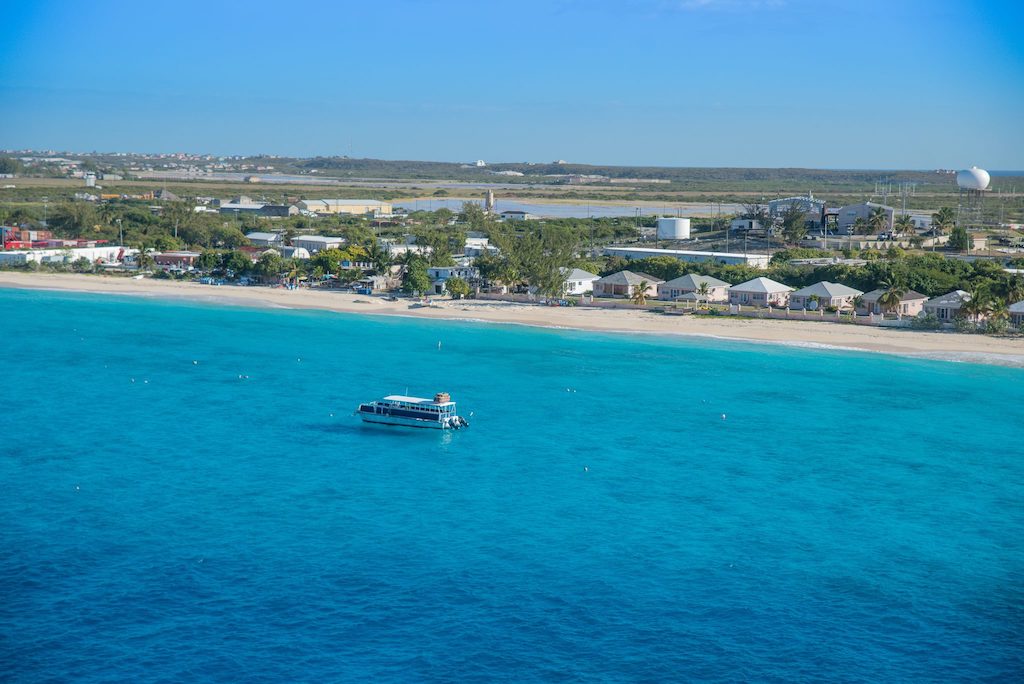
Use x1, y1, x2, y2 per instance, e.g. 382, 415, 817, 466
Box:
382, 394, 454, 406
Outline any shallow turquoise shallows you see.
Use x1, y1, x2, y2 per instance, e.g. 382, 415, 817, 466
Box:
2, 288, 1022, 682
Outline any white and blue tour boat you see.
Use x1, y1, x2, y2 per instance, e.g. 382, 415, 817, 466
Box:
357, 392, 469, 430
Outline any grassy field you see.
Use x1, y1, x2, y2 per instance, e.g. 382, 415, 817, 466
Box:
2, 173, 1022, 223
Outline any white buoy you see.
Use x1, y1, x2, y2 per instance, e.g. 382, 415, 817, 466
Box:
192, 360, 198, 365
438, 341, 442, 350
584, 465, 589, 472
721, 413, 726, 420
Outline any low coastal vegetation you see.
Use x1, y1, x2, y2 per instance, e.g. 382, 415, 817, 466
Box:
3, 190, 1024, 336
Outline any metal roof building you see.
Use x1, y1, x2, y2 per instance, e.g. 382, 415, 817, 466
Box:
603, 246, 769, 268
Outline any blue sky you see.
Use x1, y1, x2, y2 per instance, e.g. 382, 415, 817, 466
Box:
1, 0, 1022, 168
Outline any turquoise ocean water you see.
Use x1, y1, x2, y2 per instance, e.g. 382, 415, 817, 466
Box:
2, 287, 1022, 682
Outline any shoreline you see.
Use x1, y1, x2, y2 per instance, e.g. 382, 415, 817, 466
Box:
3, 272, 1023, 368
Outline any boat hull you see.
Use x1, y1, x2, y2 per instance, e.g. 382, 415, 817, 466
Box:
359, 414, 451, 430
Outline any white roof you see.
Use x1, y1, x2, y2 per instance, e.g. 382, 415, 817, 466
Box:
561, 267, 599, 280
926, 290, 971, 307
294, 235, 343, 244
1009, 301, 1024, 313
791, 281, 863, 298
302, 199, 388, 207
731, 277, 793, 294
220, 202, 264, 210
605, 246, 767, 261
383, 395, 454, 406
246, 232, 280, 241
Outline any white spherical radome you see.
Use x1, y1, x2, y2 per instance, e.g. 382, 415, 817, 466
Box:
956, 166, 990, 191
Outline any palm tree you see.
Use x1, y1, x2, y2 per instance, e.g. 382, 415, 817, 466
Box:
961, 289, 994, 324
696, 281, 711, 303
366, 241, 393, 276
869, 207, 890, 236
631, 281, 650, 306
877, 280, 906, 318
999, 275, 1024, 304
989, 300, 1010, 326
136, 250, 155, 272
849, 295, 864, 317
894, 214, 914, 238
931, 207, 955, 251
97, 202, 116, 232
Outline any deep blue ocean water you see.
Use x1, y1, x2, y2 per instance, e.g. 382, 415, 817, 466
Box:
2, 288, 1022, 682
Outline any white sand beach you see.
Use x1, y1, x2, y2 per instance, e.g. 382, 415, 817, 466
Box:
3, 272, 1023, 366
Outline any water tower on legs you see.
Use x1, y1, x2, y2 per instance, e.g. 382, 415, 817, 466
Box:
956, 166, 990, 226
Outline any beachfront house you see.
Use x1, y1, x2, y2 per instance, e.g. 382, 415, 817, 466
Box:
428, 266, 480, 295
658, 274, 731, 302
153, 251, 202, 271
923, 290, 972, 322
857, 289, 928, 317
789, 281, 863, 310
560, 268, 600, 296
592, 270, 663, 299
1010, 301, 1024, 328
728, 277, 793, 307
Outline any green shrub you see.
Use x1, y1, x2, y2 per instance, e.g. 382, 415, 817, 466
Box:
911, 313, 942, 330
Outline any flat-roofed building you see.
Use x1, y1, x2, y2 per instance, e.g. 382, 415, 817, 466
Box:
0, 245, 134, 266
219, 201, 266, 215
499, 210, 535, 221
292, 235, 345, 254
730, 218, 763, 233
153, 251, 202, 270
245, 231, 283, 247
295, 199, 392, 216
604, 246, 769, 268
427, 266, 480, 294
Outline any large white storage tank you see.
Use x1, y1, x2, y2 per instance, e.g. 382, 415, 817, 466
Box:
657, 217, 690, 240
956, 166, 990, 191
